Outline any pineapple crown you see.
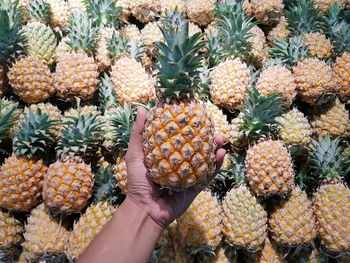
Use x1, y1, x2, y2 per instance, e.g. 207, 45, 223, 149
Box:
99, 73, 117, 112
208, 2, 254, 65
28, 0, 52, 24
323, 4, 350, 54
196, 64, 212, 101
13, 109, 55, 160
93, 166, 121, 205
0, 106, 16, 151
57, 114, 102, 160
309, 136, 344, 181
156, 11, 205, 101
68, 10, 98, 55
285, 0, 324, 36
215, 0, 245, 19
0, 0, 25, 63
240, 88, 284, 142
270, 36, 309, 68
111, 103, 135, 153
84, 0, 123, 28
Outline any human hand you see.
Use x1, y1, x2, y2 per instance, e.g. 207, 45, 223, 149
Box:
124, 107, 226, 229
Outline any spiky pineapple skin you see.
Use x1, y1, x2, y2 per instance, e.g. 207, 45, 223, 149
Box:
267, 16, 290, 46
249, 25, 270, 68
8, 56, 55, 104
128, 0, 161, 23
256, 65, 296, 106
46, 0, 70, 28
66, 202, 115, 260
141, 21, 164, 48
277, 108, 312, 145
229, 115, 245, 149
251, 0, 284, 25
206, 101, 230, 143
43, 160, 94, 213
95, 27, 116, 71
303, 33, 333, 60
249, 238, 286, 263
293, 58, 337, 105
311, 99, 350, 138
312, 183, 350, 253
22, 203, 69, 258
0, 155, 47, 212
110, 57, 156, 104
187, 0, 216, 26
333, 52, 350, 101
269, 187, 317, 246
114, 157, 127, 195
210, 58, 251, 111
120, 24, 142, 43
22, 22, 57, 65
143, 101, 216, 190
54, 51, 99, 101
176, 191, 222, 250
0, 210, 22, 249
222, 185, 267, 251
245, 140, 295, 197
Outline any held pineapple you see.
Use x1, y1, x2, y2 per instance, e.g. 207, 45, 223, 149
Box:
22, 203, 70, 260
66, 202, 116, 260
242, 88, 295, 197
54, 10, 99, 101
250, 0, 284, 25
310, 137, 350, 253
143, 14, 216, 190
43, 115, 101, 214
176, 191, 222, 252
0, 110, 54, 212
187, 0, 216, 26
221, 154, 268, 251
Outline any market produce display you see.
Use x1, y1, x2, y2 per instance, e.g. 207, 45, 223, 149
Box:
0, 0, 350, 262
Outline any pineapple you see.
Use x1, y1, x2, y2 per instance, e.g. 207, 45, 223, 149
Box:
128, 0, 161, 23
143, 16, 216, 190
302, 32, 333, 60
54, 10, 99, 101
160, 0, 186, 15
27, 0, 52, 24
333, 52, 350, 102
54, 36, 72, 59
248, 238, 286, 263
46, 0, 70, 29
141, 21, 164, 48
0, 99, 20, 141
206, 101, 230, 144
0, 110, 54, 212
222, 155, 268, 251
43, 115, 101, 214
64, 104, 101, 120
120, 24, 142, 43
66, 202, 116, 260
109, 34, 156, 105
22, 203, 70, 260
256, 64, 297, 107
313, 0, 347, 13
0, 210, 22, 260
243, 0, 253, 17
95, 27, 117, 71
250, 0, 284, 25
310, 137, 350, 253
277, 108, 313, 145
242, 89, 295, 197
293, 58, 337, 105
269, 186, 317, 246
21, 22, 57, 65
114, 156, 127, 195
248, 25, 269, 68
0, 64, 5, 98
267, 16, 290, 46
187, 0, 216, 26
228, 114, 245, 150
311, 99, 350, 138
176, 191, 222, 251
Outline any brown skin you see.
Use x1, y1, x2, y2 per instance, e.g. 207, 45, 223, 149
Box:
78, 107, 226, 263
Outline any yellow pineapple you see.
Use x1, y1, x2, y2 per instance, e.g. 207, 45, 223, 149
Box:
187, 0, 216, 26
128, 0, 161, 23
256, 65, 297, 107
333, 52, 350, 102
95, 27, 117, 71
160, 0, 186, 15
114, 157, 127, 195
310, 137, 350, 253
293, 58, 337, 105
66, 202, 116, 260
8, 55, 55, 104
54, 36, 71, 59
210, 58, 251, 111
22, 203, 69, 260
313, 0, 347, 13
249, 238, 286, 263
311, 99, 350, 138
229, 114, 245, 150
120, 24, 142, 43
269, 187, 317, 246
303, 33, 333, 60
206, 101, 230, 144
0, 210, 22, 261
277, 108, 313, 145
267, 16, 291, 46
248, 25, 270, 68
46, 0, 70, 29
0, 110, 54, 212
141, 21, 164, 47
176, 191, 222, 251
250, 0, 284, 25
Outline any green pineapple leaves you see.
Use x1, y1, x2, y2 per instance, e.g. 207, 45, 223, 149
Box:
83, 0, 123, 28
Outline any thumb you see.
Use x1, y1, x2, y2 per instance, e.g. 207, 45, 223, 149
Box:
125, 107, 147, 162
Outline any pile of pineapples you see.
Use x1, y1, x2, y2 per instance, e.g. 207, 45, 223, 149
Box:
0, 0, 350, 262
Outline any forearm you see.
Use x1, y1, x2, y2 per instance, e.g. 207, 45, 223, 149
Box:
78, 198, 164, 263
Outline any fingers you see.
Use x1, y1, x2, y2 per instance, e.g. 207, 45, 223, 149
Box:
214, 148, 226, 175
125, 107, 147, 162
215, 134, 224, 150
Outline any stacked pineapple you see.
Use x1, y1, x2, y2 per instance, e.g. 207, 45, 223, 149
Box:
0, 0, 350, 262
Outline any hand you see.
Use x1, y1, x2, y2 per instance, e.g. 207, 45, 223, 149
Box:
125, 107, 226, 229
